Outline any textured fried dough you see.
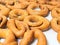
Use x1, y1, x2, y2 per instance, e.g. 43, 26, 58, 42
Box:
7, 19, 26, 38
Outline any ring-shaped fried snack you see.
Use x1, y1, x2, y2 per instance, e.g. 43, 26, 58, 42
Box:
0, 0, 16, 5
7, 19, 26, 38
20, 29, 47, 45
27, 3, 49, 16
0, 15, 7, 27
0, 4, 10, 16
9, 9, 28, 21
51, 18, 60, 32
24, 15, 50, 31
0, 29, 17, 45
51, 7, 60, 18
6, 2, 28, 9
43, 1, 60, 11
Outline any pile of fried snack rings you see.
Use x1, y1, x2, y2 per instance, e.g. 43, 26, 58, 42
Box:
0, 0, 60, 45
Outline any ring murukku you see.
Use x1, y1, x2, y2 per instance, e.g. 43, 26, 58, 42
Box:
43, 1, 60, 11
51, 7, 60, 18
0, 4, 10, 16
24, 15, 50, 31
9, 9, 28, 21
0, 29, 17, 45
6, 2, 28, 9
27, 3, 49, 16
51, 17, 60, 32
0, 0, 16, 5
0, 15, 7, 27
20, 29, 47, 45
7, 19, 26, 38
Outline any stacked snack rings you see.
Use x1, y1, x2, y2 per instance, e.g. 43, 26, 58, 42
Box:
42, 0, 60, 11
24, 15, 50, 31
0, 0, 60, 45
50, 0, 60, 43
0, 29, 17, 45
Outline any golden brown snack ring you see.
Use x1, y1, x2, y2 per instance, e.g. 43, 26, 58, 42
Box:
20, 29, 47, 45
9, 9, 28, 21
6, 2, 28, 9
24, 15, 50, 31
0, 15, 7, 27
51, 17, 60, 32
7, 19, 26, 38
27, 3, 49, 16
0, 0, 16, 4
0, 4, 10, 16
0, 29, 17, 45
42, 1, 60, 11
51, 7, 60, 18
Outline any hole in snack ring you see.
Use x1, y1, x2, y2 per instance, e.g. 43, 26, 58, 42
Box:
0, 38, 5, 43
32, 6, 41, 11
9, 2, 15, 6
